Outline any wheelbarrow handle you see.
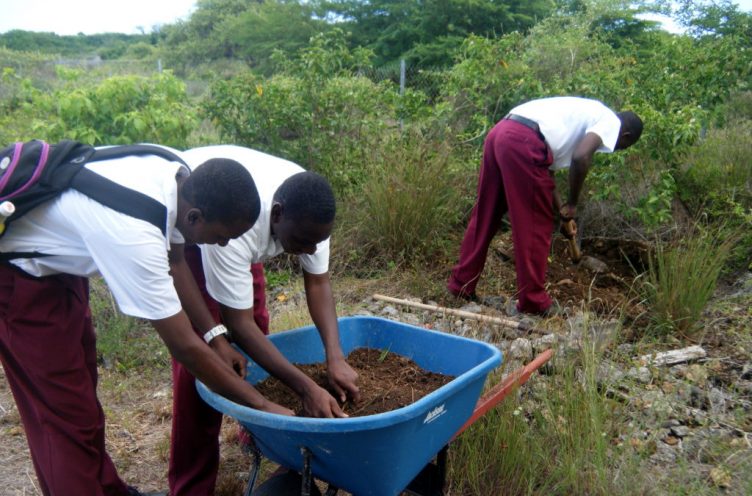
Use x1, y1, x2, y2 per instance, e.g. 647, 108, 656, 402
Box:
452, 349, 554, 440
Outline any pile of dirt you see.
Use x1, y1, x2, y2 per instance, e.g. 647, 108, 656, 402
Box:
488, 233, 649, 319
255, 348, 455, 417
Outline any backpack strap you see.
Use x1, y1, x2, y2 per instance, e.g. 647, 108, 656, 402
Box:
69, 168, 168, 236
90, 144, 187, 167
0, 144, 188, 262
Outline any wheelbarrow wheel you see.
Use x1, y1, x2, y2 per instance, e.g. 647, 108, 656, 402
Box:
251, 470, 323, 496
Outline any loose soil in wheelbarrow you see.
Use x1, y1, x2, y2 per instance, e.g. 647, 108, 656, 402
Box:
255, 348, 455, 417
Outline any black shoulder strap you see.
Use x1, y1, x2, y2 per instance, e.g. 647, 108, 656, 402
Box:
69, 168, 168, 236
68, 145, 189, 237
90, 144, 187, 166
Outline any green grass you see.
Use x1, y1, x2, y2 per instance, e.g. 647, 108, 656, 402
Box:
89, 277, 170, 372
336, 131, 468, 269
447, 334, 640, 495
641, 224, 738, 337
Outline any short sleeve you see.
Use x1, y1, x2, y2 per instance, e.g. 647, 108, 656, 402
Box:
586, 111, 621, 153
201, 241, 255, 310
84, 227, 182, 320
298, 238, 330, 274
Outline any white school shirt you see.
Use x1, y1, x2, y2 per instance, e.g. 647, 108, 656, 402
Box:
181, 145, 329, 310
0, 152, 188, 320
509, 97, 622, 171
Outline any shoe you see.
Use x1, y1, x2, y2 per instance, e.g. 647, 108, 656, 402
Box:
507, 299, 566, 318
447, 286, 478, 302
540, 300, 567, 318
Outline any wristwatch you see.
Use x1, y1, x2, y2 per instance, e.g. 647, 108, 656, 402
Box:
203, 324, 228, 344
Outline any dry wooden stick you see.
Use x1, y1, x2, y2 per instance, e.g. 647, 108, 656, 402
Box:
372, 293, 531, 331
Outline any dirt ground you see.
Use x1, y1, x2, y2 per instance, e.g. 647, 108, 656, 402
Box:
256, 348, 454, 417
0, 235, 651, 495
484, 232, 649, 319
1, 233, 748, 494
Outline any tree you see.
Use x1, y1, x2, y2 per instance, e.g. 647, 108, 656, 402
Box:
312, 0, 555, 66
225, 1, 328, 74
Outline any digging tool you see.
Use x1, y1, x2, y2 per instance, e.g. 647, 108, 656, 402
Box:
563, 219, 582, 263
372, 293, 532, 332
561, 218, 611, 273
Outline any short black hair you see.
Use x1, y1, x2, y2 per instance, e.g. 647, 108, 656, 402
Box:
273, 171, 336, 225
617, 111, 643, 141
182, 158, 260, 225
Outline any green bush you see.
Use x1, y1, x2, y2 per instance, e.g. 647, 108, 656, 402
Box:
202, 31, 406, 195
1, 70, 197, 147
678, 121, 752, 211
675, 120, 752, 270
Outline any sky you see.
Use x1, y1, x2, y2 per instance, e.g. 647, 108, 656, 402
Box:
0, 0, 751, 36
0, 0, 197, 35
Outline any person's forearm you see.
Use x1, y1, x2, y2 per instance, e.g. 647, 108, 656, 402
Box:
152, 312, 267, 408
304, 271, 344, 363
169, 244, 216, 334
567, 158, 591, 208
222, 306, 319, 395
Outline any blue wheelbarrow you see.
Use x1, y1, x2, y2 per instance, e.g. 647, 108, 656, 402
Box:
197, 316, 552, 496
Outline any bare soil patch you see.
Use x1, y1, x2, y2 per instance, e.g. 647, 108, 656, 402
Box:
484, 232, 648, 319
256, 348, 455, 417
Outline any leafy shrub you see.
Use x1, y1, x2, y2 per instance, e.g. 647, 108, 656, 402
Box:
678, 121, 752, 211
0, 67, 197, 147
203, 30, 405, 195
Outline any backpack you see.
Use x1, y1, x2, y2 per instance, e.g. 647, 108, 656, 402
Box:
0, 139, 188, 258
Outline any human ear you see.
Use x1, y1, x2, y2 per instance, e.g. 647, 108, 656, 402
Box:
187, 208, 204, 225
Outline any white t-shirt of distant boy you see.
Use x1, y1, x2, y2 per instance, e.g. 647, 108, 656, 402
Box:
0, 153, 188, 320
181, 145, 329, 311
509, 97, 622, 171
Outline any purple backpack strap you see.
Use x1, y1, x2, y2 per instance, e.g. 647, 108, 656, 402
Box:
0, 141, 50, 201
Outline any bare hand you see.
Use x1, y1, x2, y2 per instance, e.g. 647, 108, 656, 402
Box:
560, 219, 577, 240
210, 337, 247, 378
559, 203, 577, 221
327, 357, 361, 403
301, 385, 348, 418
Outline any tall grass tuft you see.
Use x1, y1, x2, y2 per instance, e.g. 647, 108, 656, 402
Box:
336, 132, 465, 269
448, 336, 631, 495
642, 223, 737, 337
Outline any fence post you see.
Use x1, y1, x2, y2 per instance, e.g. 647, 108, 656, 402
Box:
157, 59, 163, 73
399, 59, 406, 130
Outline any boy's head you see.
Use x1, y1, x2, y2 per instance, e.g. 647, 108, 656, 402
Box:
615, 111, 643, 150
178, 158, 260, 246
271, 171, 336, 255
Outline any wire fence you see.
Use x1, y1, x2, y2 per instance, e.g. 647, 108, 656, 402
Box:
1, 52, 446, 100
359, 59, 447, 102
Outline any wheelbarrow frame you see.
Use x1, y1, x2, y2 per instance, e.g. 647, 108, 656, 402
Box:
244, 349, 554, 496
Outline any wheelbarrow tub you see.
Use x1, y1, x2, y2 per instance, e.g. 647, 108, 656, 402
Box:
196, 316, 502, 496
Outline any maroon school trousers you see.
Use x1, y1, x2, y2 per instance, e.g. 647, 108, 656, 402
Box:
168, 245, 269, 496
448, 119, 555, 314
0, 264, 130, 495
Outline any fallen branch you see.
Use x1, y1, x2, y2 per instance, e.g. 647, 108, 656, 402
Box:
638, 345, 707, 367
372, 293, 530, 332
